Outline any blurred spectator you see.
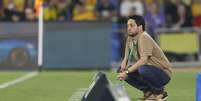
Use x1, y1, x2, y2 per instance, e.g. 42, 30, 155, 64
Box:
95, 0, 117, 21
25, 7, 36, 21
174, 0, 192, 28
182, 0, 192, 6
73, 1, 96, 21
144, 0, 165, 39
43, 0, 58, 21
164, 0, 192, 29
56, 0, 71, 21
24, 0, 36, 21
25, 0, 35, 9
191, 0, 201, 27
0, 0, 199, 25
3, 0, 26, 22
43, 0, 73, 21
84, 0, 97, 11
164, 0, 178, 27
0, 0, 5, 21
120, 0, 144, 17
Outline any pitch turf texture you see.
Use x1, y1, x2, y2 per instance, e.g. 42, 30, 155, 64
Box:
0, 70, 197, 101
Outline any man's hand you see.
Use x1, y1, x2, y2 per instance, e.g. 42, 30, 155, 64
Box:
120, 60, 127, 72
117, 72, 128, 81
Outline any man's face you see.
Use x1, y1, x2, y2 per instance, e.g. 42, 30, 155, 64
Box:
127, 19, 138, 37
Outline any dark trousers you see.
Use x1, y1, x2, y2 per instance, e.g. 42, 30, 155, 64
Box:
125, 65, 170, 93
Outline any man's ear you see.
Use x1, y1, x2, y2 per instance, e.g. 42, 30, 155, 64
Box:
138, 25, 143, 31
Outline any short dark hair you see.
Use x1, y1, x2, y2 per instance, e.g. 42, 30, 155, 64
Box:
128, 15, 145, 31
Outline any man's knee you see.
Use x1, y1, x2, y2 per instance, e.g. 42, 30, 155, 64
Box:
124, 72, 139, 84
138, 65, 151, 76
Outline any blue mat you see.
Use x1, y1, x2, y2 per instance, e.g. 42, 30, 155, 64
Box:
196, 73, 201, 101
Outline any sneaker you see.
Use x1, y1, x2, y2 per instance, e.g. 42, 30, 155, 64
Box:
144, 94, 158, 101
145, 91, 168, 101
137, 91, 152, 101
161, 91, 168, 100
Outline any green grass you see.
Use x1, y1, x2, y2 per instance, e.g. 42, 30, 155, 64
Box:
0, 71, 27, 84
0, 70, 197, 101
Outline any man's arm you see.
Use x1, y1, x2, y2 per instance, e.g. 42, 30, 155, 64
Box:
127, 34, 153, 73
127, 56, 148, 73
117, 56, 149, 80
120, 39, 129, 71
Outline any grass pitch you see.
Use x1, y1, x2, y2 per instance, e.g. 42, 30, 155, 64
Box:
0, 70, 197, 101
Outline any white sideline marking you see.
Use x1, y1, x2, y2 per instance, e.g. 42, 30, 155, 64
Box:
68, 88, 88, 101
0, 72, 39, 89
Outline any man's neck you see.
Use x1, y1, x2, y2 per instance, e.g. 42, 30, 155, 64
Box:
138, 30, 144, 34
130, 31, 144, 37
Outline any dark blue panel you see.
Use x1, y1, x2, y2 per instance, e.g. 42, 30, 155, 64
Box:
43, 22, 112, 69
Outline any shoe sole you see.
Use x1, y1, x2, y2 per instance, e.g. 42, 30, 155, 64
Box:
137, 99, 146, 101
144, 100, 157, 101
161, 96, 168, 101
156, 96, 168, 101
141, 97, 168, 101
